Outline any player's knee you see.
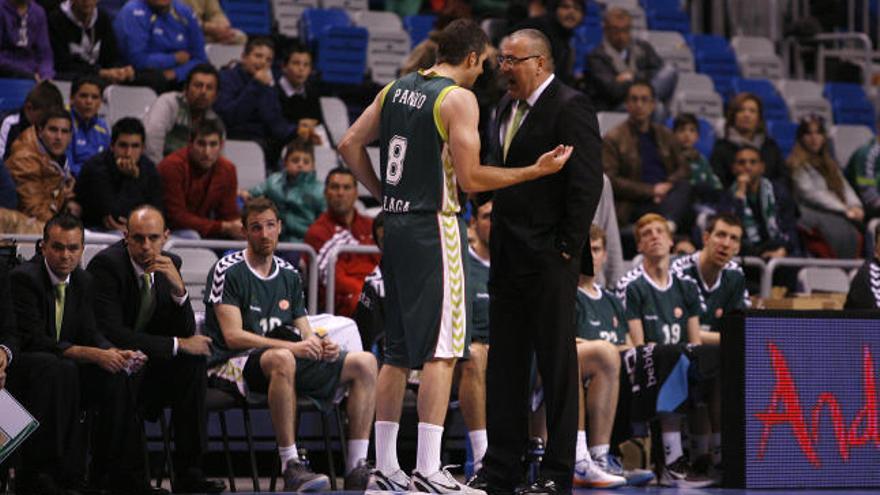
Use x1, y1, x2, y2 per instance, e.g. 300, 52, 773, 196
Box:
348, 352, 378, 382
596, 341, 621, 373
264, 348, 296, 379
467, 343, 488, 372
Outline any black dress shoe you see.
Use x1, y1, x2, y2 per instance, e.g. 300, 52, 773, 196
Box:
515, 478, 559, 495
171, 477, 226, 494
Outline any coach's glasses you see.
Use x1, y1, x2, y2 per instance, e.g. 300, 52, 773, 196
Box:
497, 54, 541, 67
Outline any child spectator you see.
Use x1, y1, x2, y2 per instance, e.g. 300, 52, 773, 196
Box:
277, 43, 327, 146
673, 113, 722, 211
243, 137, 324, 244
67, 74, 110, 176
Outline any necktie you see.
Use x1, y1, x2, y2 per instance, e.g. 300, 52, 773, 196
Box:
55, 282, 66, 341
503, 100, 529, 161
134, 273, 155, 332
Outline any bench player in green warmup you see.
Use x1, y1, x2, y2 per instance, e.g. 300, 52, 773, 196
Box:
615, 213, 712, 488
338, 18, 572, 494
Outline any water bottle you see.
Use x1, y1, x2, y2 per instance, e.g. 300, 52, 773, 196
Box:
526, 437, 545, 484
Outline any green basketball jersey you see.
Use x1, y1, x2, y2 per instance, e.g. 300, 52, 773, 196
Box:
467, 247, 490, 341
616, 265, 704, 345
671, 252, 750, 332
204, 250, 307, 365
378, 71, 462, 214
574, 284, 628, 345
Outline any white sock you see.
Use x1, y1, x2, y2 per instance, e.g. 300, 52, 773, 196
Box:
346, 439, 370, 474
711, 432, 722, 465
279, 444, 298, 468
589, 443, 609, 461
692, 434, 710, 459
416, 422, 444, 475
468, 429, 488, 471
662, 431, 683, 466
575, 430, 590, 463
375, 421, 400, 473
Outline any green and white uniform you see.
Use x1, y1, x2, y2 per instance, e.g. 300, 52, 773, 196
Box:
204, 250, 345, 398
574, 283, 628, 345
378, 70, 471, 368
671, 252, 749, 332
468, 246, 490, 344
616, 264, 703, 345
845, 139, 880, 212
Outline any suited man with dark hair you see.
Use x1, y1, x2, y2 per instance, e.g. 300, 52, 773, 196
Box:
8, 214, 136, 495
481, 28, 603, 494
86, 205, 224, 494
0, 260, 17, 390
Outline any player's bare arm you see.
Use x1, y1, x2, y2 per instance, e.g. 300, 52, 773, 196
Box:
338, 92, 383, 201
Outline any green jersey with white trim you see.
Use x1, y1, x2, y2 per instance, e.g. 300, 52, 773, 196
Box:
379, 71, 462, 214
204, 250, 307, 365
616, 265, 703, 345
671, 252, 749, 331
574, 284, 628, 344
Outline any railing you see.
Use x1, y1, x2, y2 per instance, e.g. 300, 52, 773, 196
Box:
814, 32, 874, 87
324, 244, 381, 315
4, 234, 320, 314
760, 257, 865, 298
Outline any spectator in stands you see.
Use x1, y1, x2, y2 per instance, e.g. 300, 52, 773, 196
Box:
243, 137, 324, 244
76, 118, 163, 231
277, 44, 325, 147
586, 6, 672, 112
721, 145, 794, 260
67, 75, 110, 176
710, 92, 786, 186
86, 206, 225, 494
0, 0, 53, 79
215, 37, 295, 167
205, 197, 377, 491
845, 221, 880, 309
305, 168, 380, 317
571, 224, 642, 489
157, 117, 241, 239
181, 0, 245, 45
603, 81, 691, 230
616, 213, 710, 489
7, 107, 81, 222
113, 0, 208, 93
512, 0, 584, 83
143, 63, 219, 164
0, 80, 63, 160
788, 115, 863, 259
845, 117, 880, 221
7, 214, 135, 495
47, 0, 135, 83
673, 113, 722, 214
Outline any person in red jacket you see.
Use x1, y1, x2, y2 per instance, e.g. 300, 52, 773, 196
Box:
305, 167, 380, 316
157, 118, 243, 239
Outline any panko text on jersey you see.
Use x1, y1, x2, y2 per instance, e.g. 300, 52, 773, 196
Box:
390, 88, 427, 109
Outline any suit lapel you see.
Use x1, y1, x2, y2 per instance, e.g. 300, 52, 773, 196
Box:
510, 79, 559, 150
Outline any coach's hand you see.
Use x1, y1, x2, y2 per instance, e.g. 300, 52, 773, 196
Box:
180, 335, 212, 356
534, 145, 573, 177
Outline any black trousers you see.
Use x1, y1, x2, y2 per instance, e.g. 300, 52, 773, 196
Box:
483, 255, 580, 491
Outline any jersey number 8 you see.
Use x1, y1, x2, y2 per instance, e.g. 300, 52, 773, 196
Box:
386, 135, 408, 186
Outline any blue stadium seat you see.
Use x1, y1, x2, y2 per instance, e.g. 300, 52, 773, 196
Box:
0, 79, 35, 112
572, 25, 602, 77
688, 34, 739, 98
644, 0, 690, 33
220, 0, 271, 36
315, 25, 368, 85
403, 14, 436, 47
766, 120, 797, 157
730, 77, 790, 122
300, 8, 352, 49
824, 82, 876, 130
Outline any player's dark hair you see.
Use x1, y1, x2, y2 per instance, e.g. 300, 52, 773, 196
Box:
435, 19, 489, 65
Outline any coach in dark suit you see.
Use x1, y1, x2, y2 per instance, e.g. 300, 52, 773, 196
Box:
482, 28, 603, 494
8, 214, 135, 495
86, 205, 223, 494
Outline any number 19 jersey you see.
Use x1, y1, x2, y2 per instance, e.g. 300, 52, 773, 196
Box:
616, 264, 704, 345
379, 71, 462, 215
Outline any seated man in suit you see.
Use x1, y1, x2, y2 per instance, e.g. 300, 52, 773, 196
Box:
205, 197, 377, 491
86, 205, 225, 493
7, 214, 139, 495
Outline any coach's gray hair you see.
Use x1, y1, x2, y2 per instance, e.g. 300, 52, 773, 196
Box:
603, 6, 632, 24
506, 28, 554, 72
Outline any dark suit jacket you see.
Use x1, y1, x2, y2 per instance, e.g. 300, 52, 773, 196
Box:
11, 257, 112, 354
86, 240, 195, 359
488, 77, 603, 277
0, 263, 17, 359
